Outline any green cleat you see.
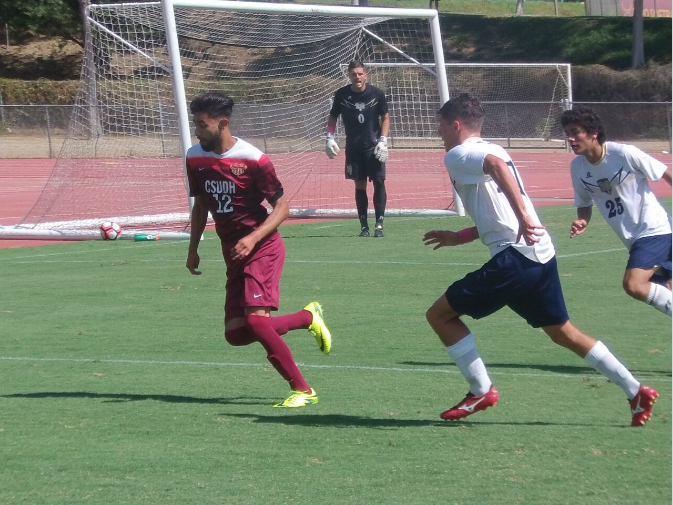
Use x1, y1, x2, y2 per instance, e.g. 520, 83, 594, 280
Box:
273, 388, 318, 408
304, 301, 332, 355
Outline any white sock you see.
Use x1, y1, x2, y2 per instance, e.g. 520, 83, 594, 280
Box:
646, 282, 672, 317
584, 341, 640, 399
446, 333, 492, 396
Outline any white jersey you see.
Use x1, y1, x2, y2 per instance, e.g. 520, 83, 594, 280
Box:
445, 137, 555, 263
570, 141, 671, 250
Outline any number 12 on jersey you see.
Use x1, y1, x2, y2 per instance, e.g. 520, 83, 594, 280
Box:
214, 193, 233, 213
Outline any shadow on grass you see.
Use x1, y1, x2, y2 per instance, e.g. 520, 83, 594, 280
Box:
398, 361, 672, 377
221, 413, 614, 429
2, 391, 273, 405
4, 392, 628, 428
224, 412, 446, 429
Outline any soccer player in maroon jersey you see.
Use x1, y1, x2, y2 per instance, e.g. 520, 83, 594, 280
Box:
185, 92, 332, 408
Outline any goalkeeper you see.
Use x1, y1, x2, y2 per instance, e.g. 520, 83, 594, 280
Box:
325, 60, 390, 237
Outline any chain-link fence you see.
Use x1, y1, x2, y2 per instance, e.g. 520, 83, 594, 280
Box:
584, 0, 672, 17
0, 105, 73, 158
0, 102, 671, 159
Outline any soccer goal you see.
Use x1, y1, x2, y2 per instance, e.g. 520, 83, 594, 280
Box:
366, 62, 572, 149
0, 0, 460, 241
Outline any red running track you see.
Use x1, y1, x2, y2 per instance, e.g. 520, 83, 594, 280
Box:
1, 152, 670, 249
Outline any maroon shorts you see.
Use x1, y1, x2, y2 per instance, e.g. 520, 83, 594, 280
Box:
221, 231, 285, 323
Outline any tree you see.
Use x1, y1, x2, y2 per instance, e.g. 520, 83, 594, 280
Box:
516, 0, 524, 15
0, 0, 82, 44
0, 0, 116, 47
631, 0, 646, 68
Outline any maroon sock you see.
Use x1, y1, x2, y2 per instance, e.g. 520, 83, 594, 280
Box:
224, 327, 257, 346
269, 310, 312, 336
246, 314, 310, 392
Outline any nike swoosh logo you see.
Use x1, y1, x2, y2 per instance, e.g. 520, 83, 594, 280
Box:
253, 294, 262, 298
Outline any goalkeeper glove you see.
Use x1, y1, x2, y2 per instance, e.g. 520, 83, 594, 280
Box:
325, 133, 340, 159
374, 136, 388, 163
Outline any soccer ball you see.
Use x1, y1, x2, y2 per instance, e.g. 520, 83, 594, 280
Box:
100, 221, 122, 240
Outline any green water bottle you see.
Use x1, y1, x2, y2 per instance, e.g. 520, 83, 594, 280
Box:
134, 234, 160, 241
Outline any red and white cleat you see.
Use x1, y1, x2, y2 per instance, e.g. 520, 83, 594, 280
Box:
629, 385, 658, 427
441, 386, 500, 421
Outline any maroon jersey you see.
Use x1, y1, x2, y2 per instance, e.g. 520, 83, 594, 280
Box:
186, 139, 283, 242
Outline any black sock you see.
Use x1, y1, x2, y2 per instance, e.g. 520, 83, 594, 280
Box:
355, 188, 368, 229
373, 179, 387, 223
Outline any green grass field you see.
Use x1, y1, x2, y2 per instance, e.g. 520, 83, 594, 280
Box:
1, 203, 671, 504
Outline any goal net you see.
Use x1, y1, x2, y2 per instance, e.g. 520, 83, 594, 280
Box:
2, 1, 571, 240
372, 63, 571, 149
2, 1, 453, 240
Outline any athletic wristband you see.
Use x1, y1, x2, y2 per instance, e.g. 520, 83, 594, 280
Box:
378, 136, 387, 143
327, 125, 335, 136
456, 227, 476, 245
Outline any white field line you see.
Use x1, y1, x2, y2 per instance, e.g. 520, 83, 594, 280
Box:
0, 356, 669, 382
0, 243, 624, 266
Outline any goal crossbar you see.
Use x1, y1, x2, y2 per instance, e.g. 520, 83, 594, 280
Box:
169, 0, 439, 18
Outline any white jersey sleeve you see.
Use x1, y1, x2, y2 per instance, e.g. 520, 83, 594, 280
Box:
444, 146, 490, 185
570, 156, 594, 209
570, 141, 671, 249
445, 138, 555, 263
622, 143, 669, 180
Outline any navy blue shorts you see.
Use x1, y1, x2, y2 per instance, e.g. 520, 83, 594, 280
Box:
445, 247, 569, 328
627, 233, 672, 281
345, 147, 385, 181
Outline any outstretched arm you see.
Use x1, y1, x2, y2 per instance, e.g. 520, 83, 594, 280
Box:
570, 206, 592, 238
423, 226, 478, 250
483, 154, 545, 245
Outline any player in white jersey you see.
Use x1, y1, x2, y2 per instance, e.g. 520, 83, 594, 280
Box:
423, 94, 657, 426
561, 107, 672, 317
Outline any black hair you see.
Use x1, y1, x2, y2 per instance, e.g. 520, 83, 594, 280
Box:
437, 93, 484, 131
347, 60, 366, 73
189, 92, 234, 119
560, 106, 606, 144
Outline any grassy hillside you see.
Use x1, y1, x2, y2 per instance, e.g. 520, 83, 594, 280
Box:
440, 15, 671, 68
0, 10, 670, 104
